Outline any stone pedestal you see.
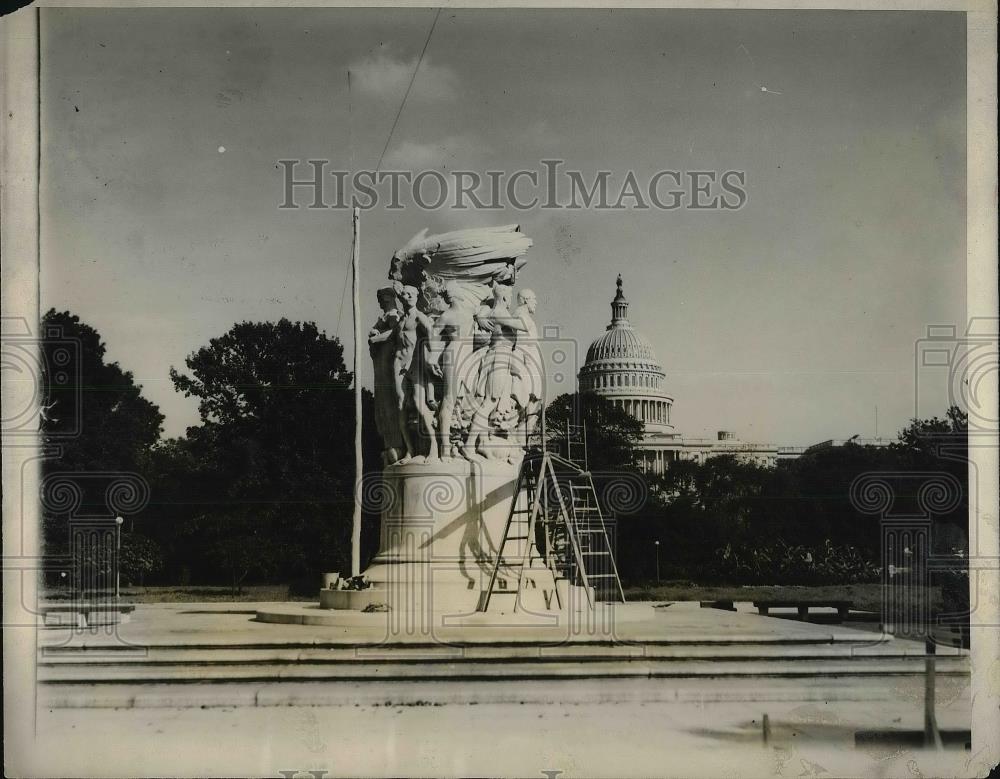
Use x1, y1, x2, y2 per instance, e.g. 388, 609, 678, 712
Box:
321, 458, 561, 616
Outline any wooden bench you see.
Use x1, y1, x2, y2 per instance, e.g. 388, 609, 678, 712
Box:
753, 600, 851, 621
699, 600, 736, 611
40, 603, 135, 628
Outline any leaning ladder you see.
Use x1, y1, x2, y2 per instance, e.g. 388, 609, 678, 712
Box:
479, 450, 626, 612
561, 466, 627, 604
564, 423, 588, 469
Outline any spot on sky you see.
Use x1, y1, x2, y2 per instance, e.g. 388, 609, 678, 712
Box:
218, 146, 226, 153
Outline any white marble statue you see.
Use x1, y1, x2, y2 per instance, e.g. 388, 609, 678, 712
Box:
511, 288, 543, 451
392, 285, 439, 463
368, 285, 404, 464
379, 225, 542, 465
432, 281, 475, 461
463, 283, 530, 462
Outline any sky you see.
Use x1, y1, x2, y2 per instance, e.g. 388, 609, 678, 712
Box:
40, 8, 967, 445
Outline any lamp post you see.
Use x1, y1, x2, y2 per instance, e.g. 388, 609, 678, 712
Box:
654, 540, 660, 585
114, 516, 124, 601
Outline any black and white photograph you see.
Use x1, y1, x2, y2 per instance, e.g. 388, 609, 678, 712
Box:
1, 2, 997, 777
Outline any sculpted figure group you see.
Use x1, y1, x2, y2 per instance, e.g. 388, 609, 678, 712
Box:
369, 279, 542, 466
368, 231, 544, 467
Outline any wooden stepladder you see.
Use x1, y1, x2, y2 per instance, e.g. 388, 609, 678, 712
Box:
478, 446, 626, 613
563, 423, 588, 469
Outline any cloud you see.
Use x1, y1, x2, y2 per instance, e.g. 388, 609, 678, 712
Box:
519, 120, 562, 150
349, 49, 459, 102
382, 134, 490, 170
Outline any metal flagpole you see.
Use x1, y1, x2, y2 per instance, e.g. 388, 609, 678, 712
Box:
351, 206, 362, 578
346, 10, 439, 578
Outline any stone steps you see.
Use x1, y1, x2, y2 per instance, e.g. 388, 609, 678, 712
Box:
39, 659, 969, 684
38, 638, 969, 687
39, 668, 970, 709
38, 641, 966, 664
35, 604, 969, 708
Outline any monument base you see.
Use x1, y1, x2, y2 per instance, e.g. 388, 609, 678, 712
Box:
320, 457, 580, 616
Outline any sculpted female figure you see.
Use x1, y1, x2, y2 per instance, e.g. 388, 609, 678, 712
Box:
511, 288, 543, 450
462, 282, 529, 462
368, 286, 403, 464
432, 281, 475, 460
393, 284, 440, 463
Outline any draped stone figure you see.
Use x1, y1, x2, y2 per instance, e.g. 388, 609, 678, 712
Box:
511, 288, 543, 451
392, 285, 439, 463
432, 281, 475, 460
463, 283, 530, 463
368, 285, 404, 464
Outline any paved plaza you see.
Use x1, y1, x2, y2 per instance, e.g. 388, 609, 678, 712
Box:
25, 599, 975, 777
33, 678, 973, 777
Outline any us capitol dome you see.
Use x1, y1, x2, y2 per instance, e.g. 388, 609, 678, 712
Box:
578, 275, 674, 433
578, 274, 797, 473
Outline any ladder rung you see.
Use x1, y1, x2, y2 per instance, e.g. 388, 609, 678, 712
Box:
481, 447, 627, 614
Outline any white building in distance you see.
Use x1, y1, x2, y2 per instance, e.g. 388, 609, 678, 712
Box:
578, 275, 799, 473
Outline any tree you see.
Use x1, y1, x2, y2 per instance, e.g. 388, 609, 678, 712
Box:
612, 408, 971, 588
544, 392, 644, 471
40, 310, 163, 574
894, 405, 969, 625
120, 533, 164, 586
896, 405, 968, 457
162, 319, 357, 584
41, 309, 163, 473
170, 319, 352, 427
891, 405, 968, 548
170, 319, 353, 499
627, 456, 772, 582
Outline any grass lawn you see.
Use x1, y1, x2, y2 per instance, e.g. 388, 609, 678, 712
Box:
622, 582, 942, 613
48, 582, 941, 613
45, 585, 318, 603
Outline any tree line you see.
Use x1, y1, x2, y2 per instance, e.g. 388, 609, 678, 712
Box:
40, 310, 969, 600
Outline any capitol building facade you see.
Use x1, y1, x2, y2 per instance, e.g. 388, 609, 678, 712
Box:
578, 276, 798, 474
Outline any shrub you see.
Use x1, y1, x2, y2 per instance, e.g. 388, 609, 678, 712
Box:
713, 539, 878, 585
120, 533, 165, 586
